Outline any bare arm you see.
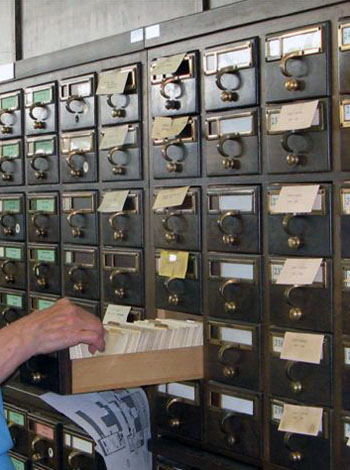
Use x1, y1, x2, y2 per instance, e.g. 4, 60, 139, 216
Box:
0, 298, 105, 384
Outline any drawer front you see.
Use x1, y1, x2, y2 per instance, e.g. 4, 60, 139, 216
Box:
207, 322, 260, 390
28, 244, 61, 295
207, 186, 261, 253
26, 134, 59, 185
59, 74, 96, 130
265, 98, 331, 173
205, 383, 262, 460
0, 243, 26, 289
269, 257, 332, 332
269, 399, 331, 470
60, 130, 97, 183
61, 192, 98, 245
63, 425, 104, 470
99, 64, 141, 126
0, 90, 22, 138
63, 246, 99, 300
0, 194, 25, 242
0, 138, 24, 186
27, 414, 62, 469
25, 83, 57, 135
205, 108, 260, 176
4, 404, 28, 457
203, 38, 259, 111
269, 330, 332, 406
0, 288, 27, 327
267, 184, 332, 256
28, 192, 60, 244
265, 23, 330, 102
207, 254, 261, 323
150, 52, 199, 116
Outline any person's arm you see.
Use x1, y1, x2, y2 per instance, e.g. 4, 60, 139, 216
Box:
0, 297, 104, 384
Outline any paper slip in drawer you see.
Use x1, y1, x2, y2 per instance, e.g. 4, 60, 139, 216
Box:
70, 346, 203, 394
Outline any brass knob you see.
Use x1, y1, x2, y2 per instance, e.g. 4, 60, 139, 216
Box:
289, 451, 303, 462
114, 287, 125, 298
5, 275, 14, 283
223, 366, 236, 378
2, 173, 12, 181
113, 229, 125, 240
73, 282, 84, 293
288, 236, 301, 249
286, 154, 300, 167
34, 170, 46, 179
1, 126, 11, 134
285, 78, 300, 91
70, 168, 83, 177
168, 294, 180, 305
222, 233, 238, 245
113, 166, 126, 175
32, 452, 44, 462
33, 121, 45, 130
37, 277, 47, 288
289, 307, 303, 321
35, 228, 47, 237
3, 227, 13, 236
165, 99, 180, 110
224, 301, 236, 312
166, 162, 182, 173
31, 372, 43, 383
165, 232, 177, 243
290, 381, 303, 394
169, 418, 181, 429
227, 434, 236, 446
72, 228, 83, 238
221, 90, 238, 102
112, 108, 126, 118
222, 158, 236, 170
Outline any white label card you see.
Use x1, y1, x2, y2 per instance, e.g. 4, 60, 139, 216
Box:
96, 70, 129, 95
103, 304, 131, 325
276, 258, 323, 285
278, 404, 322, 436
274, 184, 320, 214
99, 125, 129, 150
153, 186, 189, 210
273, 100, 319, 132
280, 331, 324, 364
97, 190, 129, 213
152, 53, 184, 75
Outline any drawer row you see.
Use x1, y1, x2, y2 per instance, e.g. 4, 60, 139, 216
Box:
2, 185, 350, 257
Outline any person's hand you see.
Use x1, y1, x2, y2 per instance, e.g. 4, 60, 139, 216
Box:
13, 297, 105, 358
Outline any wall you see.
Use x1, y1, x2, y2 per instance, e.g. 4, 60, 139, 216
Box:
0, 0, 15, 65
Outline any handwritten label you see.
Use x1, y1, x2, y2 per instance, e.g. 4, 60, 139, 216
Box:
278, 404, 322, 436
99, 125, 129, 150
276, 258, 323, 285
103, 304, 131, 324
153, 186, 189, 210
152, 53, 185, 76
98, 190, 129, 213
280, 331, 324, 364
152, 116, 189, 140
274, 184, 320, 213
273, 100, 319, 131
96, 70, 129, 95
159, 250, 189, 279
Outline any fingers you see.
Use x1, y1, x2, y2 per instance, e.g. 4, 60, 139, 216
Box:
77, 329, 105, 353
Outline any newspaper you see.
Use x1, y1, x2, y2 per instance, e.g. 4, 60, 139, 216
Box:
41, 388, 152, 470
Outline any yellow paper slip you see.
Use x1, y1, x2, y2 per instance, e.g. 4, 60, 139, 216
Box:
159, 250, 189, 279
153, 186, 189, 210
99, 125, 129, 150
278, 404, 322, 436
96, 69, 129, 95
151, 53, 185, 76
97, 190, 129, 213
273, 100, 319, 132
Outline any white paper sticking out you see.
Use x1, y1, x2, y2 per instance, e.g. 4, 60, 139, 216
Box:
41, 389, 152, 470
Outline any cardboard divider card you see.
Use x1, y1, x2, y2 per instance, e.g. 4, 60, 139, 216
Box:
103, 305, 132, 324
278, 404, 323, 436
274, 184, 320, 214
152, 53, 185, 76
170, 116, 189, 137
153, 186, 189, 209
98, 190, 129, 213
99, 125, 129, 150
273, 100, 319, 131
280, 331, 324, 364
96, 70, 129, 95
276, 258, 323, 285
159, 250, 189, 279
151, 116, 173, 140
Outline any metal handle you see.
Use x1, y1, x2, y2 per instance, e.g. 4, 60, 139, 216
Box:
2, 307, 17, 324
0, 212, 14, 236
33, 262, 49, 287
217, 344, 239, 378
220, 413, 238, 446
217, 210, 241, 245
30, 155, 48, 179
107, 146, 129, 175
282, 214, 302, 249
1, 260, 14, 283
67, 209, 89, 238
0, 109, 13, 134
219, 278, 240, 312
280, 50, 303, 91
108, 211, 128, 241
160, 76, 182, 99
68, 450, 85, 468
68, 265, 86, 293
284, 285, 303, 320
66, 95, 86, 114
66, 150, 86, 177
162, 212, 181, 243
0, 157, 14, 181
217, 133, 242, 170
166, 397, 183, 429
32, 212, 48, 237
161, 140, 184, 173
164, 277, 182, 306
285, 361, 303, 395
283, 432, 304, 462
216, 66, 240, 102
109, 269, 128, 298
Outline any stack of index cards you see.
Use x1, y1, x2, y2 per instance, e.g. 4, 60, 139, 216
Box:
70, 317, 203, 360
